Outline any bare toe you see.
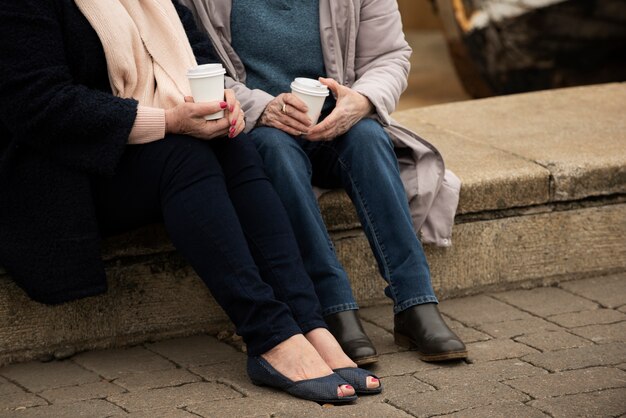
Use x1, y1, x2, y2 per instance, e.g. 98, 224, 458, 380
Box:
338, 384, 355, 397
367, 376, 380, 389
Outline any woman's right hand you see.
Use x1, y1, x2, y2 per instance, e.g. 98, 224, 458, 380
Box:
258, 93, 312, 136
164, 98, 231, 140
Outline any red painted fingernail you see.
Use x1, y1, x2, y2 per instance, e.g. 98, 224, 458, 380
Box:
231, 119, 237, 126
220, 101, 228, 109
229, 105, 234, 112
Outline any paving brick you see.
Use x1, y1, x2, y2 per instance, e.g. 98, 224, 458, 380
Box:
445, 318, 491, 343
619, 305, 626, 314
386, 381, 528, 417
3, 399, 123, 417
112, 368, 201, 391
548, 308, 626, 328
619, 363, 626, 371
38, 381, 125, 405
361, 321, 401, 355
560, 273, 626, 308
311, 403, 414, 417
530, 388, 626, 418
185, 395, 319, 418
359, 304, 394, 333
514, 330, 593, 352
0, 392, 46, 413
438, 402, 549, 418
506, 367, 626, 398
417, 359, 546, 388
0, 377, 23, 396
570, 321, 626, 344
367, 351, 440, 378
0, 361, 99, 392
522, 342, 626, 372
466, 339, 539, 362
111, 407, 198, 417
492, 287, 599, 317
190, 361, 265, 396
147, 335, 242, 367
476, 317, 563, 339
438, 295, 531, 326
108, 382, 241, 412
73, 347, 173, 380
379, 375, 434, 395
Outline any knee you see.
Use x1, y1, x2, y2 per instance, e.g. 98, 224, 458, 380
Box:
250, 127, 311, 177
251, 127, 299, 157
218, 133, 264, 169
349, 119, 393, 151
156, 135, 223, 193
341, 120, 394, 162
161, 135, 220, 175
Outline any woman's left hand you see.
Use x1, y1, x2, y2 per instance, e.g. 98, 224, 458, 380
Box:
305, 77, 373, 142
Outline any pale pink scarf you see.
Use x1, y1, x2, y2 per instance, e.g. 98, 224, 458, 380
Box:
74, 0, 197, 109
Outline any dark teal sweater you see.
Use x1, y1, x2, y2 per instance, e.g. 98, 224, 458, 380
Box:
231, 0, 326, 97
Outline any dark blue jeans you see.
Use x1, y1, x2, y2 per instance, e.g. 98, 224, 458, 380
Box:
251, 120, 437, 315
93, 134, 326, 356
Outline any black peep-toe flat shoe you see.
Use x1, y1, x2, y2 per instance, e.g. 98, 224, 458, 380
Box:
247, 356, 357, 404
333, 367, 382, 395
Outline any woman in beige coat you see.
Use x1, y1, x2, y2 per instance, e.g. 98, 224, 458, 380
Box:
181, 0, 466, 364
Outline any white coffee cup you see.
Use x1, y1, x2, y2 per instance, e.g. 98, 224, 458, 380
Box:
290, 77, 329, 125
187, 64, 227, 120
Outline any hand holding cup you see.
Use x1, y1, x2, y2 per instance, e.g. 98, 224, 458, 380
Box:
164, 89, 244, 140
258, 93, 313, 136
305, 77, 373, 142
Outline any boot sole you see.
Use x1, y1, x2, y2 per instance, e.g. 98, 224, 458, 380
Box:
354, 355, 379, 366
394, 332, 468, 362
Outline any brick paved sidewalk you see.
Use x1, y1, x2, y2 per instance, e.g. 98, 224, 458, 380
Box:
1, 273, 625, 417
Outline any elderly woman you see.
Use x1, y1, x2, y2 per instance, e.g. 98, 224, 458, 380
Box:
181, 0, 467, 364
0, 0, 382, 403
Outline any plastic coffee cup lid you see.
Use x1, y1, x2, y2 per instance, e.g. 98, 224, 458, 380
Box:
290, 78, 329, 97
187, 63, 226, 78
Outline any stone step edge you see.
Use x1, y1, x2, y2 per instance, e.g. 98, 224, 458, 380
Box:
1, 203, 624, 366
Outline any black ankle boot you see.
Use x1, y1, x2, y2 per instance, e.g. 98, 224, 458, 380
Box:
325, 310, 378, 365
394, 303, 467, 362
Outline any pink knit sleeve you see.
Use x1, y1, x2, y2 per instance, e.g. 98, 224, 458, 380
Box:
128, 106, 166, 144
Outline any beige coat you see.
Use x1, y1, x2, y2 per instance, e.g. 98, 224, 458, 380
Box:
180, 0, 461, 246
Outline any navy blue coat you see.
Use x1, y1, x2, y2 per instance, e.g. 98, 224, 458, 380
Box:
0, 0, 216, 304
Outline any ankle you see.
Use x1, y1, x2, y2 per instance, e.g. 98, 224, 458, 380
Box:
305, 328, 357, 369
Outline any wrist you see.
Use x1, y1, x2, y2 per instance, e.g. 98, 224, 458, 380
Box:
358, 94, 374, 118
164, 109, 174, 134
257, 109, 269, 127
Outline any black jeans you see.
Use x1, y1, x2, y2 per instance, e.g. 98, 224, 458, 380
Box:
93, 134, 326, 356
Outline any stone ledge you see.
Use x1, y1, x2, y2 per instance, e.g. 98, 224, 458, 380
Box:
1, 84, 624, 365
396, 83, 626, 205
